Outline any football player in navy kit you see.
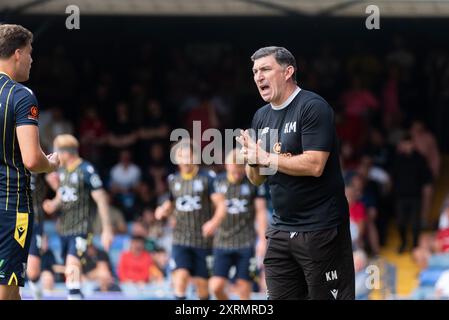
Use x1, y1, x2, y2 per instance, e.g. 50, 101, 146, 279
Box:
42, 134, 113, 299
155, 139, 226, 300
0, 24, 59, 300
209, 149, 267, 300
237, 46, 355, 300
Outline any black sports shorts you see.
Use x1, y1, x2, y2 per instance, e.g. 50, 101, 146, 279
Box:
263, 220, 355, 300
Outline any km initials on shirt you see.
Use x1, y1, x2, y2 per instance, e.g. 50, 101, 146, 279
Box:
284, 121, 296, 133
326, 270, 338, 281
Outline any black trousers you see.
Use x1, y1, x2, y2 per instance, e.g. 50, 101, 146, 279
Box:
263, 220, 355, 300
396, 197, 422, 248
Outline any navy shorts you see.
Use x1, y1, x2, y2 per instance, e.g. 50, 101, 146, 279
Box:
213, 247, 255, 281
0, 210, 33, 287
60, 234, 91, 263
28, 223, 43, 257
170, 245, 212, 279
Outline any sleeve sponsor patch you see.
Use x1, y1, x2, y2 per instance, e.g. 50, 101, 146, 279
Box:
28, 105, 39, 121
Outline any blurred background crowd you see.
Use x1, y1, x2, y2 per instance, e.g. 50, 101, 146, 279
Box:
3, 5, 449, 299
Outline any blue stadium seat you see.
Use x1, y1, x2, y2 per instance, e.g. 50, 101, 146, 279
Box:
419, 268, 446, 287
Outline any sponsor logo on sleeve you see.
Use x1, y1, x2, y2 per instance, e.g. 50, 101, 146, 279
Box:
28, 105, 39, 121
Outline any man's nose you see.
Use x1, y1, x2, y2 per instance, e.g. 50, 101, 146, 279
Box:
255, 72, 264, 82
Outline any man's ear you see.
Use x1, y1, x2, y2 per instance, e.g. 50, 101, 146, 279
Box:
284, 65, 295, 81
14, 49, 21, 62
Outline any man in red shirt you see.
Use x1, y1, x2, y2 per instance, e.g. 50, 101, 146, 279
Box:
117, 235, 160, 284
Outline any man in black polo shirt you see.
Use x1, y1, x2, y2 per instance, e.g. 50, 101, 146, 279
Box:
237, 46, 355, 300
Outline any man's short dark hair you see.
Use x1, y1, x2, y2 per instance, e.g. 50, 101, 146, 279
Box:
251, 46, 297, 82
131, 235, 146, 243
0, 24, 33, 59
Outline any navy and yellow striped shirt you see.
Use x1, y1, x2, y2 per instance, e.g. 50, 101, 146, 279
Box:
213, 173, 266, 249
0, 72, 39, 214
168, 169, 216, 249
57, 160, 104, 236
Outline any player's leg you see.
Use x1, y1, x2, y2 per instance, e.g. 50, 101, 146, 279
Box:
209, 248, 232, 300
234, 247, 255, 300
235, 279, 252, 300
172, 269, 190, 299
65, 254, 83, 299
192, 277, 209, 300
65, 235, 88, 300
0, 285, 15, 300
0, 285, 20, 300
171, 245, 193, 299
209, 277, 228, 299
264, 230, 308, 300
192, 247, 212, 300
298, 221, 355, 300
27, 255, 42, 299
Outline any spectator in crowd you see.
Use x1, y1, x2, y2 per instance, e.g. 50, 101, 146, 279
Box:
413, 195, 449, 269
393, 134, 433, 253
117, 235, 164, 284
183, 84, 220, 149
410, 120, 441, 227
107, 102, 138, 159
109, 149, 142, 220
410, 120, 441, 176
311, 44, 341, 99
386, 35, 416, 83
132, 181, 158, 221
92, 197, 128, 236
143, 142, 171, 197
151, 247, 170, 278
129, 82, 149, 125
39, 235, 64, 294
138, 99, 170, 157
78, 105, 108, 168
413, 228, 449, 270
351, 161, 382, 256
110, 150, 142, 192
82, 243, 119, 292
381, 64, 403, 130
140, 207, 165, 241
340, 140, 360, 175
338, 76, 380, 151
40, 106, 75, 153
363, 128, 395, 173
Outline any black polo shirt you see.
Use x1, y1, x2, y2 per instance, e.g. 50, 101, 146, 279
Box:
251, 88, 348, 232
